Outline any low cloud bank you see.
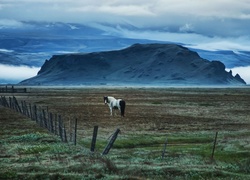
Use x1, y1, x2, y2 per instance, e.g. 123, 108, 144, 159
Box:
227, 66, 250, 85
0, 64, 40, 83
1, 63, 249, 85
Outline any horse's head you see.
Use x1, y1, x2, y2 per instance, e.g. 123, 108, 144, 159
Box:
104, 96, 109, 104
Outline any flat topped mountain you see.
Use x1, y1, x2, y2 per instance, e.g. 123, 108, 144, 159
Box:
20, 43, 246, 86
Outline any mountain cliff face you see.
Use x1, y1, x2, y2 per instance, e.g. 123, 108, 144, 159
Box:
20, 44, 246, 86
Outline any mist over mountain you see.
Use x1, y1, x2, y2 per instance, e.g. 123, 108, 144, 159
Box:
0, 21, 249, 84
1, 21, 250, 67
20, 44, 246, 86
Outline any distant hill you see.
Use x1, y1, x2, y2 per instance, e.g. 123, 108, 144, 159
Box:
20, 44, 246, 86
1, 21, 250, 69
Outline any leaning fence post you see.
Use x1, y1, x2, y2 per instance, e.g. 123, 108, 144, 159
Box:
91, 126, 99, 152
13, 96, 21, 112
102, 128, 120, 155
211, 132, 218, 160
162, 137, 168, 159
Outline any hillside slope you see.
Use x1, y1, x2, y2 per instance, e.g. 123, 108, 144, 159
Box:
20, 44, 246, 86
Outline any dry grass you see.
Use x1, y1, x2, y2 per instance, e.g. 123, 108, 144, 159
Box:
1, 87, 250, 179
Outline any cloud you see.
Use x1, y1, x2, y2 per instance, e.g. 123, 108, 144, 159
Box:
103, 25, 250, 51
227, 66, 250, 84
0, 19, 24, 28
186, 37, 250, 51
1, 0, 250, 37
0, 48, 14, 52
179, 23, 194, 33
0, 64, 40, 82
1, 0, 250, 52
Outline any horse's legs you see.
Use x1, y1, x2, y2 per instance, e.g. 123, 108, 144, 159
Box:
114, 108, 117, 116
109, 106, 113, 116
117, 107, 121, 116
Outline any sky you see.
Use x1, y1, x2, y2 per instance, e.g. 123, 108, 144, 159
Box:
1, 0, 250, 50
0, 0, 250, 84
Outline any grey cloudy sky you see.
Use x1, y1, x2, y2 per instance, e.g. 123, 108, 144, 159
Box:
1, 0, 250, 51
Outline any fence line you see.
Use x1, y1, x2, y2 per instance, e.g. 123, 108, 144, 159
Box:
1, 95, 222, 158
0, 86, 27, 93
1, 96, 127, 156
0, 96, 68, 143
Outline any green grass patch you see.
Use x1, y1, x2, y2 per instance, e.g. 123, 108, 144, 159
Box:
16, 144, 50, 155
151, 101, 163, 105
7, 132, 59, 143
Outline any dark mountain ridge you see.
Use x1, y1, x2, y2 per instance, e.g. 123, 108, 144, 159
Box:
20, 43, 246, 86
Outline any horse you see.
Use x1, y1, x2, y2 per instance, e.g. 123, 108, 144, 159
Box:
104, 96, 126, 117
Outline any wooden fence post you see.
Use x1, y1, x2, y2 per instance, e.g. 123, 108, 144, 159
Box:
162, 137, 168, 159
2, 96, 8, 107
13, 96, 21, 113
49, 112, 53, 133
42, 109, 47, 128
22, 101, 28, 117
39, 108, 43, 127
69, 119, 72, 142
211, 132, 218, 160
91, 126, 99, 152
74, 118, 77, 145
46, 107, 50, 130
29, 103, 32, 119
21, 101, 25, 115
63, 124, 68, 143
102, 129, 120, 155
9, 97, 12, 109
24, 101, 30, 118
58, 115, 63, 141
33, 105, 38, 122
54, 114, 58, 135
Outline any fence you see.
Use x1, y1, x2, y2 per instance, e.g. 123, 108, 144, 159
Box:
0, 95, 120, 155
0, 86, 27, 93
0, 96, 68, 142
1, 95, 219, 158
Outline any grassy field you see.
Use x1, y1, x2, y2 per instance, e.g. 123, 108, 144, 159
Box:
0, 87, 250, 179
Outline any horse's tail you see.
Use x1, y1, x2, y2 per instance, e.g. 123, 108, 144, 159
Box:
119, 100, 126, 117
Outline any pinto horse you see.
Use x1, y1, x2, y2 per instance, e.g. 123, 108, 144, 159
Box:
104, 96, 126, 117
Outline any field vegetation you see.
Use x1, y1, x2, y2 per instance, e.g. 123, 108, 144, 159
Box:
0, 87, 250, 179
